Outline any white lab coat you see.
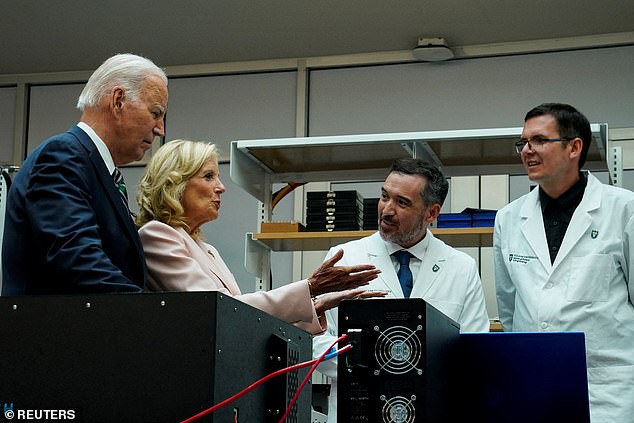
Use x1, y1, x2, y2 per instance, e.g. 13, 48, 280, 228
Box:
494, 172, 634, 423
314, 230, 489, 423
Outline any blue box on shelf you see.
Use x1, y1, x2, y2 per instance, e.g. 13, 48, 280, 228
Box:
436, 212, 472, 228
472, 211, 497, 228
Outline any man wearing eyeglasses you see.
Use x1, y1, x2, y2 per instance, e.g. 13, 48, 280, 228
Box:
493, 103, 634, 422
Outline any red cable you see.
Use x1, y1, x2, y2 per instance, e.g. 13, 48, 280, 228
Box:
180, 334, 349, 423
180, 359, 315, 423
277, 335, 349, 423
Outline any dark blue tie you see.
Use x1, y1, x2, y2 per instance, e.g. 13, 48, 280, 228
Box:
112, 167, 129, 210
393, 250, 413, 298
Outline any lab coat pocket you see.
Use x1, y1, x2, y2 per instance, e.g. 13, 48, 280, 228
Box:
566, 255, 612, 302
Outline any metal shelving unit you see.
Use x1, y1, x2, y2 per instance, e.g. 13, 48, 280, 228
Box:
230, 125, 608, 283
251, 227, 493, 251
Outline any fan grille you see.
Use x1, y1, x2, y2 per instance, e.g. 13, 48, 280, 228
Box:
374, 325, 423, 375
381, 395, 416, 423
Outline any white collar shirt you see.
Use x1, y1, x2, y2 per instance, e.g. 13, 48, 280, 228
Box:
77, 121, 116, 175
384, 232, 431, 279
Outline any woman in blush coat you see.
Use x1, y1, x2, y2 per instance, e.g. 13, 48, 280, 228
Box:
136, 139, 382, 334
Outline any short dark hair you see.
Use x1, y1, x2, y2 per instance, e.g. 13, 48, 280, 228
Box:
388, 158, 449, 207
524, 103, 592, 169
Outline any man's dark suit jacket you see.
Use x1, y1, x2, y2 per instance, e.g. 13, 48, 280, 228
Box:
1, 125, 147, 294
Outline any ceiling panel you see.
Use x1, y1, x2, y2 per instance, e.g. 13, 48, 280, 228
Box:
1, 0, 633, 75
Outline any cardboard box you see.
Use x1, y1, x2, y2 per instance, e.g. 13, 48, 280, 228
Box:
260, 221, 306, 233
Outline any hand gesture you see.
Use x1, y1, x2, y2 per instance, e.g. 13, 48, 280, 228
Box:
307, 249, 381, 297
312, 289, 388, 314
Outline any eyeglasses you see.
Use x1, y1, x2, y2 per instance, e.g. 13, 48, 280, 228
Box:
514, 136, 572, 154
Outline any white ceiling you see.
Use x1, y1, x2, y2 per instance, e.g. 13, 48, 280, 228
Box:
1, 0, 634, 76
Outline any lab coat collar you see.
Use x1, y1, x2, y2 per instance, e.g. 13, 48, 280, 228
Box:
413, 230, 446, 298
552, 172, 601, 268
519, 172, 601, 272
366, 230, 444, 298
366, 232, 402, 296
520, 188, 552, 272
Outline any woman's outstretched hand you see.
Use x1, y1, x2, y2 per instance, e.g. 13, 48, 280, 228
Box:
307, 249, 381, 297
312, 289, 388, 314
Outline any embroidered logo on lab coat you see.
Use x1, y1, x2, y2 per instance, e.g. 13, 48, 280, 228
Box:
591, 230, 599, 239
432, 264, 440, 272
509, 254, 538, 264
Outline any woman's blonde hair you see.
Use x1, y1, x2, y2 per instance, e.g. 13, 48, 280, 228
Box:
136, 139, 220, 237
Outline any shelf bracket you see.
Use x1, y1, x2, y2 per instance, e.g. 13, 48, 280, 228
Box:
609, 145, 623, 187
244, 232, 271, 291
410, 141, 442, 167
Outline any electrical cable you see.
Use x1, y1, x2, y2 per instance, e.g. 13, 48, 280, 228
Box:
179, 335, 349, 423
277, 335, 349, 423
271, 182, 304, 210
180, 341, 350, 423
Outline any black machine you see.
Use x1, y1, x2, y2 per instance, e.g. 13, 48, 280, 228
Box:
336, 298, 591, 423
337, 298, 460, 422
0, 292, 311, 422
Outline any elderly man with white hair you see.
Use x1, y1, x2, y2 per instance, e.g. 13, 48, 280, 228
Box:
2, 53, 168, 294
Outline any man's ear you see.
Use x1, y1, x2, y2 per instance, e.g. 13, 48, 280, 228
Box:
111, 87, 125, 115
568, 137, 583, 160
425, 203, 441, 223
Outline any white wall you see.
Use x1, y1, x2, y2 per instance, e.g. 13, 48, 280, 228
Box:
27, 84, 84, 156
308, 46, 634, 134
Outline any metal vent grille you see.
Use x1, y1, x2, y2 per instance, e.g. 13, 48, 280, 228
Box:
374, 325, 423, 375
285, 346, 300, 422
381, 395, 416, 423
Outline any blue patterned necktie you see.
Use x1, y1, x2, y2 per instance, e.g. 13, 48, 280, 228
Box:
393, 250, 414, 298
112, 167, 129, 210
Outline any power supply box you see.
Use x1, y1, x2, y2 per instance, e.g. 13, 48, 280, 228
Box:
337, 298, 460, 422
